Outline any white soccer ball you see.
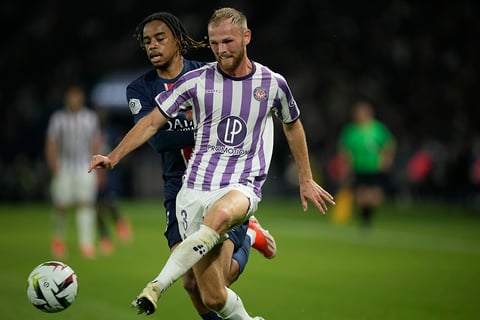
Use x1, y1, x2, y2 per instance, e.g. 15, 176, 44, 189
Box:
26, 261, 78, 313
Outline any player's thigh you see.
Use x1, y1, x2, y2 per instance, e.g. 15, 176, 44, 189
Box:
74, 171, 97, 204
204, 185, 259, 233
51, 171, 74, 207
176, 187, 207, 239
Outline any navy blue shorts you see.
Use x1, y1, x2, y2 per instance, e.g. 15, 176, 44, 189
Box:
163, 199, 248, 250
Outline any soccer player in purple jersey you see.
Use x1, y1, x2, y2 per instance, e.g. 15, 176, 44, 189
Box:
125, 12, 275, 320
89, 7, 334, 319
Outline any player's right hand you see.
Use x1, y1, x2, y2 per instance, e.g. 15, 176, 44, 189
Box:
88, 154, 113, 172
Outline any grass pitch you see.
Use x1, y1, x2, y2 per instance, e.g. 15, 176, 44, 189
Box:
1, 199, 479, 319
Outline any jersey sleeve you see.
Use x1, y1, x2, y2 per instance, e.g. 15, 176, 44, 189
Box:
126, 83, 155, 125
154, 76, 195, 119
127, 78, 195, 153
46, 111, 61, 140
271, 73, 300, 123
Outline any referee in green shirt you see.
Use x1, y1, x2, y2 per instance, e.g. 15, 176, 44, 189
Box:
339, 97, 396, 228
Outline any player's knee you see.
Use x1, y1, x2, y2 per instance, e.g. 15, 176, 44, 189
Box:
201, 290, 227, 311
204, 208, 234, 234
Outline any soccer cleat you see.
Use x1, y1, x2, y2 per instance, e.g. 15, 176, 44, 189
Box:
131, 282, 161, 315
99, 237, 115, 255
116, 219, 132, 244
80, 243, 96, 259
51, 238, 66, 259
249, 216, 277, 259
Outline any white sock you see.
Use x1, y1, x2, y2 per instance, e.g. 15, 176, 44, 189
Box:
217, 287, 252, 320
76, 206, 95, 245
152, 225, 220, 293
246, 227, 256, 246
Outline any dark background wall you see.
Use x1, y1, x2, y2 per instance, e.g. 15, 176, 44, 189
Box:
1, 0, 478, 205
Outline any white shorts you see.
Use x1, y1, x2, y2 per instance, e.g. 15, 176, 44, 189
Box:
50, 169, 97, 207
176, 184, 260, 239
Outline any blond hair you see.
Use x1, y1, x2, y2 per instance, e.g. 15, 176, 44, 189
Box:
208, 7, 248, 32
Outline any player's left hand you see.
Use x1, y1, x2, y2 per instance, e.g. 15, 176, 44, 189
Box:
88, 154, 113, 172
299, 179, 335, 214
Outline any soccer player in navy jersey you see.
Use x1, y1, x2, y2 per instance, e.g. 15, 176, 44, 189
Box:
125, 12, 275, 320
90, 8, 334, 319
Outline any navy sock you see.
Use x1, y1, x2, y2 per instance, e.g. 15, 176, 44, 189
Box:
200, 311, 222, 320
232, 235, 251, 276
360, 206, 374, 227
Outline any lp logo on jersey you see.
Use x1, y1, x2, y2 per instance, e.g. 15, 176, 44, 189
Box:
217, 116, 247, 147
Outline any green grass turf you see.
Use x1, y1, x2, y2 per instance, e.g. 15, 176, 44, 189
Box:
1, 199, 479, 319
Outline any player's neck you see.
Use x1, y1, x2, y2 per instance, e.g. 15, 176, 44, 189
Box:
221, 56, 253, 78
156, 55, 184, 80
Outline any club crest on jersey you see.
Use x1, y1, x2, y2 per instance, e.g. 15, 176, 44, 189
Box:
253, 87, 268, 102
129, 98, 142, 115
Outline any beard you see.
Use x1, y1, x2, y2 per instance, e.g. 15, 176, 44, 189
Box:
217, 47, 245, 73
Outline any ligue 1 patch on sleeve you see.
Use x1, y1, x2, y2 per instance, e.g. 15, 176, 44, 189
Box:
129, 98, 142, 115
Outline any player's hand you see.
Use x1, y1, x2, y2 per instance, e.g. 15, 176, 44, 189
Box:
88, 154, 113, 172
184, 109, 193, 121
299, 179, 335, 214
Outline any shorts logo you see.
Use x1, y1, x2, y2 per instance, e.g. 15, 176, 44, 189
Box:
217, 116, 247, 147
253, 87, 268, 102
129, 98, 142, 115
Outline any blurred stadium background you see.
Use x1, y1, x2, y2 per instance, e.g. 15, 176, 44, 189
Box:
1, 0, 479, 206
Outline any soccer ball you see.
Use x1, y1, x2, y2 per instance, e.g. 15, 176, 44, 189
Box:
26, 261, 78, 313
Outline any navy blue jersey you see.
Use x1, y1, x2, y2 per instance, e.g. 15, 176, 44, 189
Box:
126, 59, 205, 201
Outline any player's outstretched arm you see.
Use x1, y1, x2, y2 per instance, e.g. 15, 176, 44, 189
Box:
282, 119, 335, 213
88, 108, 168, 172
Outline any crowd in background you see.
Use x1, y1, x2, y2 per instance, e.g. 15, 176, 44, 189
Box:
1, 0, 478, 208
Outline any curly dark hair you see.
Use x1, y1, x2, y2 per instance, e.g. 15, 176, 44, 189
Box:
133, 12, 206, 54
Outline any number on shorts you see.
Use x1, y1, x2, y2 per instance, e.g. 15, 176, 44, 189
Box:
180, 209, 188, 232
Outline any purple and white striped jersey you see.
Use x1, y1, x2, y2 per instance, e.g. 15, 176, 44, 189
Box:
154, 61, 300, 198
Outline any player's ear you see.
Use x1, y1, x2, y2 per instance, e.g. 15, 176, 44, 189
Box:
244, 29, 251, 45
